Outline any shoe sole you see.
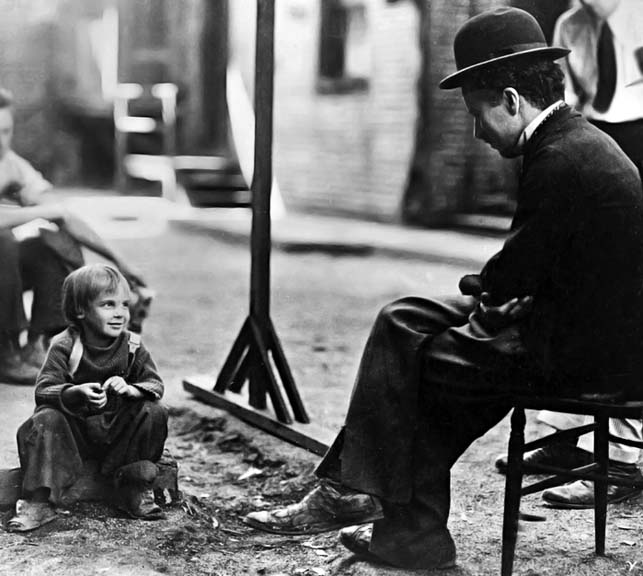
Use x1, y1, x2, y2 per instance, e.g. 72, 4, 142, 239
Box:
543, 488, 642, 510
243, 509, 384, 536
341, 536, 456, 571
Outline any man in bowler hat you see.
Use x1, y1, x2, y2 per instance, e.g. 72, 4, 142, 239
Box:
243, 8, 643, 570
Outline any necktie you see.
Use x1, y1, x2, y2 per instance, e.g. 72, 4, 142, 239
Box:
593, 20, 617, 113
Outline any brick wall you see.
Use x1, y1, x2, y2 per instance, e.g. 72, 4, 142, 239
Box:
230, 0, 521, 223
230, 0, 418, 221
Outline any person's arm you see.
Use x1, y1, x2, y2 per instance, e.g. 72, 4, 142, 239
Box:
480, 149, 579, 305
60, 211, 146, 286
123, 341, 164, 400
0, 202, 66, 229
552, 15, 581, 109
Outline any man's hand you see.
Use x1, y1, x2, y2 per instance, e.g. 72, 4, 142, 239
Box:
103, 376, 143, 399
477, 292, 533, 331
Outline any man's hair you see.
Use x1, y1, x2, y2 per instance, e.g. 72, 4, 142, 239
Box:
462, 57, 565, 110
62, 264, 130, 327
0, 88, 14, 110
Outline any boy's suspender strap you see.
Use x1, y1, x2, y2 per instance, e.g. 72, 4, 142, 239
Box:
68, 332, 141, 380
128, 331, 141, 356
68, 334, 84, 379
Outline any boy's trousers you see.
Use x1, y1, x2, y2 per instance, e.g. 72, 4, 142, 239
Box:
17, 399, 168, 504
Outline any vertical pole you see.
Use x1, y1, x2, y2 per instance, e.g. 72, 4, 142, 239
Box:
250, 0, 274, 324
248, 0, 275, 407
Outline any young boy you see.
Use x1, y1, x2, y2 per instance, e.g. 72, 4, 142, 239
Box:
7, 264, 168, 531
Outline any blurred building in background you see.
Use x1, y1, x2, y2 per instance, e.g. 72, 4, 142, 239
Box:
0, 0, 571, 227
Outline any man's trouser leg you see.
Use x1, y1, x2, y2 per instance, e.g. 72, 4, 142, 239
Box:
539, 411, 642, 464
0, 231, 27, 343
19, 235, 74, 337
317, 295, 530, 568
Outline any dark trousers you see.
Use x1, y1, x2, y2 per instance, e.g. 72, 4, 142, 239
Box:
590, 118, 643, 178
17, 400, 169, 504
0, 230, 73, 338
316, 296, 537, 568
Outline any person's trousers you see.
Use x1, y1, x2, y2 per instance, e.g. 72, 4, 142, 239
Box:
17, 400, 168, 504
538, 411, 642, 464
0, 230, 72, 338
316, 295, 537, 568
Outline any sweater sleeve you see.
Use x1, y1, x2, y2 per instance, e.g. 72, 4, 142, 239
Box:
128, 342, 164, 400
35, 331, 78, 414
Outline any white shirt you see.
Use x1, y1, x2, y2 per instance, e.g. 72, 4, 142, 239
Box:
0, 149, 51, 206
553, 0, 643, 123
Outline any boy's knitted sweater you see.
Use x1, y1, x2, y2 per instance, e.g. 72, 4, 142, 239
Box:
35, 328, 163, 413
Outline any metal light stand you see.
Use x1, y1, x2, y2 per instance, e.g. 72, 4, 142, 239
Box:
183, 0, 327, 456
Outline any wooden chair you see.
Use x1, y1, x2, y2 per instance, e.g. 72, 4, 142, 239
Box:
501, 395, 643, 576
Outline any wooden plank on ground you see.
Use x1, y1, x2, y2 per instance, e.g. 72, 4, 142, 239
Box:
183, 375, 330, 456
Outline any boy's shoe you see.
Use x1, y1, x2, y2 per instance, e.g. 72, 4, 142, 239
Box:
119, 488, 165, 520
339, 524, 456, 570
542, 464, 643, 509
5, 499, 57, 532
244, 481, 383, 535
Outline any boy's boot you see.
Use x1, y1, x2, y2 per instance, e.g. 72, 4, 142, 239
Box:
113, 460, 165, 520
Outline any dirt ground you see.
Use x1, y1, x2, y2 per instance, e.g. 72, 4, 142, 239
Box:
1, 221, 642, 576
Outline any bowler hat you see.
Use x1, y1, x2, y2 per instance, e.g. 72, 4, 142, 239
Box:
439, 7, 569, 90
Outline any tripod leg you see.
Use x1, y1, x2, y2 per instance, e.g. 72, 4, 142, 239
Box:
215, 318, 252, 393
268, 319, 309, 423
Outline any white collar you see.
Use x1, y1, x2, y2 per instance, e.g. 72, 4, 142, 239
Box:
520, 100, 565, 146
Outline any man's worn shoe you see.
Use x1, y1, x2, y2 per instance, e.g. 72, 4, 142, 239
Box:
495, 442, 593, 475
0, 352, 40, 385
542, 465, 643, 509
244, 482, 383, 535
339, 524, 456, 570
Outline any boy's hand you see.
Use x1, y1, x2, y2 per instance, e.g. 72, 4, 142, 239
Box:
103, 376, 143, 399
72, 382, 108, 410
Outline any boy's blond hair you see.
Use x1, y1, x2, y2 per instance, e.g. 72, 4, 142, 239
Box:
61, 264, 130, 327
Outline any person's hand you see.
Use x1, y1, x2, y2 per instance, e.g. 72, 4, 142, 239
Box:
70, 382, 107, 410
103, 376, 143, 398
477, 292, 533, 331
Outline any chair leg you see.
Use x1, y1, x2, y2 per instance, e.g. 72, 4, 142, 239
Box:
594, 415, 609, 556
501, 407, 526, 576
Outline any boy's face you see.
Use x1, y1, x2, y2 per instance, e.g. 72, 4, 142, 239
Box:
78, 283, 131, 346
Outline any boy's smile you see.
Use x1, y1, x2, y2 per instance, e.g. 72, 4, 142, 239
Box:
78, 283, 131, 346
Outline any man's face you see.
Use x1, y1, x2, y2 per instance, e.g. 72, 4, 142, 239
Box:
463, 89, 522, 158
580, 0, 620, 19
0, 107, 14, 159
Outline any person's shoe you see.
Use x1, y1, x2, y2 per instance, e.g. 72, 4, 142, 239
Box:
542, 464, 643, 509
495, 442, 593, 475
243, 482, 383, 535
0, 351, 40, 385
119, 488, 165, 520
5, 499, 57, 532
339, 524, 456, 570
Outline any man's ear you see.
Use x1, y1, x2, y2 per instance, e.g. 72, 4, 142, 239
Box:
502, 88, 521, 115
